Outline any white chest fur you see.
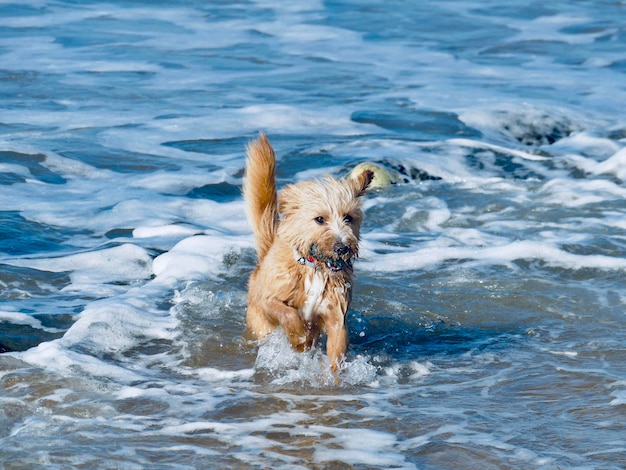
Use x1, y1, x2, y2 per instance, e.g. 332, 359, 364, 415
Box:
302, 271, 327, 322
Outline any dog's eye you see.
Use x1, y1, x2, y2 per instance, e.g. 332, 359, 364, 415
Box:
344, 214, 353, 224
314, 216, 325, 225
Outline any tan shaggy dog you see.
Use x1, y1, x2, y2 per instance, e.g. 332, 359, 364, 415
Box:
243, 134, 373, 373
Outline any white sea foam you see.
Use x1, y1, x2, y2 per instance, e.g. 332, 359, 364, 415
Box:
609, 382, 626, 407
133, 224, 200, 239
361, 239, 626, 272
0, 163, 31, 177
512, 13, 605, 45
552, 132, 621, 159
450, 137, 551, 161
152, 234, 250, 284
19, 339, 146, 383
3, 1, 626, 468
538, 177, 626, 207
6, 244, 153, 288
255, 330, 378, 387
311, 426, 415, 469
585, 147, 626, 181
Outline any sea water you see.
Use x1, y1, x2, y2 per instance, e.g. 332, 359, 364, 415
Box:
1, 0, 626, 468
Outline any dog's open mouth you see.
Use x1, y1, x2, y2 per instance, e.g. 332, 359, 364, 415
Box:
324, 258, 351, 272
308, 244, 354, 272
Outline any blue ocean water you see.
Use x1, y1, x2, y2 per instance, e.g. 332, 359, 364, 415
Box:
1, 1, 626, 468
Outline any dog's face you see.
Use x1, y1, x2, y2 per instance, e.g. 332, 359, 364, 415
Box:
277, 170, 373, 272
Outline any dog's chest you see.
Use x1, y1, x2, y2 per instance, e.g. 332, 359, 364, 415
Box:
302, 271, 327, 321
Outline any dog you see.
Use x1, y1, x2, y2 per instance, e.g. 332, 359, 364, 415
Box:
243, 134, 373, 373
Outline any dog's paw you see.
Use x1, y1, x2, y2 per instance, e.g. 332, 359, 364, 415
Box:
280, 312, 308, 346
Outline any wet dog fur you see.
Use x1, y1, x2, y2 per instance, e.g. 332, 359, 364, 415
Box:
243, 134, 373, 373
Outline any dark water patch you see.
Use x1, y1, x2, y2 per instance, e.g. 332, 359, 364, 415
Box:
607, 128, 626, 140
348, 312, 521, 363
0, 212, 90, 256
163, 136, 250, 159
0, 318, 68, 352
0, 151, 66, 185
0, 264, 72, 299
562, 234, 626, 259
464, 148, 546, 180
104, 228, 135, 240
0, 121, 58, 136
245, 134, 443, 184
0, 265, 81, 351
278, 148, 343, 180
0, 70, 57, 107
60, 148, 179, 173
351, 109, 481, 140
607, 58, 626, 73
0, 170, 23, 186
226, 134, 361, 181
519, 258, 626, 287
54, 29, 147, 49
113, 396, 170, 416
58, 137, 180, 173
186, 182, 241, 202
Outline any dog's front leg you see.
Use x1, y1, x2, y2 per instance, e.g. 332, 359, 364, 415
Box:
266, 299, 309, 351
325, 312, 348, 374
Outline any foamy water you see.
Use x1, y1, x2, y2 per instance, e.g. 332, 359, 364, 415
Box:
1, 0, 626, 468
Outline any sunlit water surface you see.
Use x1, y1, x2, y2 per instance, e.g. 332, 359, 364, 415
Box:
1, 1, 626, 468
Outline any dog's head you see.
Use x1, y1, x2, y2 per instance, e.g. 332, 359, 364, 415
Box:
278, 170, 374, 273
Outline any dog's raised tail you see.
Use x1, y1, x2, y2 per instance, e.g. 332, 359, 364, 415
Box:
243, 133, 278, 262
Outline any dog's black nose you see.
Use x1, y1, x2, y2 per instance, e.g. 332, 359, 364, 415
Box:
333, 243, 350, 256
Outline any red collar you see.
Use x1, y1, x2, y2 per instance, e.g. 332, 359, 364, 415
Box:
294, 248, 318, 269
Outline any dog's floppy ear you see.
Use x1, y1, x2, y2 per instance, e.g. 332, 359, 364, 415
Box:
349, 169, 374, 198
278, 185, 299, 216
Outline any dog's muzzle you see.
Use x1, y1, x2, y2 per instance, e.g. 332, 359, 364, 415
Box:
297, 243, 354, 273
333, 242, 351, 257
323, 257, 352, 272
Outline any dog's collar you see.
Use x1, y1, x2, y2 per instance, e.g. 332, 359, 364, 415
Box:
293, 246, 354, 272
294, 248, 318, 269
